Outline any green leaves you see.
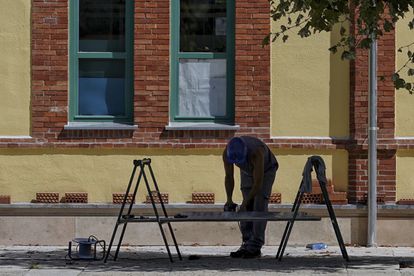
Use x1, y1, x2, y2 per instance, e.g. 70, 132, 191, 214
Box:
339, 26, 346, 36
341, 50, 355, 60
360, 37, 372, 49
395, 44, 414, 94
393, 72, 414, 94
329, 45, 338, 54
383, 20, 394, 32
393, 73, 407, 89
262, 34, 270, 47
268, 0, 414, 94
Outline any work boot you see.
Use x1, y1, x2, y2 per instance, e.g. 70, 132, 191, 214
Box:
242, 249, 261, 259
230, 248, 247, 258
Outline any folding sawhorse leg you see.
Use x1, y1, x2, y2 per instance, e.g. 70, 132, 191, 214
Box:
276, 179, 349, 261
104, 159, 182, 263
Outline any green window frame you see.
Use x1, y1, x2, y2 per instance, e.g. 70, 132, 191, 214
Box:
69, 0, 134, 123
170, 0, 235, 123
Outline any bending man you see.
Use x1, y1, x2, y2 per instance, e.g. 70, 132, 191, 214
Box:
223, 136, 278, 258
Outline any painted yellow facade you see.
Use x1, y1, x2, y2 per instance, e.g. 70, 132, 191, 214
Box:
269, 20, 349, 202
274, 149, 349, 198
395, 12, 414, 199
396, 151, 414, 200
0, 148, 347, 204
0, 0, 31, 136
270, 22, 349, 138
395, 13, 414, 137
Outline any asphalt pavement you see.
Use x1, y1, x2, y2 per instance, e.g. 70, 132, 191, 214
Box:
1, 245, 414, 275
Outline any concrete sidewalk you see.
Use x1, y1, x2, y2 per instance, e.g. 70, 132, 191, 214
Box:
0, 245, 414, 275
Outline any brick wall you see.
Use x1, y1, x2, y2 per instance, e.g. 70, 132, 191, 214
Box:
7, 0, 355, 151
31, 0, 69, 141
25, 0, 273, 148
235, 0, 271, 131
348, 9, 396, 203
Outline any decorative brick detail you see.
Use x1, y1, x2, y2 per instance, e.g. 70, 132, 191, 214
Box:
59, 130, 134, 139
311, 179, 334, 194
324, 192, 348, 205
145, 191, 169, 204
301, 193, 322, 204
0, 195, 11, 204
64, 192, 88, 203
36, 193, 59, 203
269, 193, 281, 204
191, 193, 215, 204
396, 199, 414, 205
304, 179, 348, 205
112, 193, 135, 204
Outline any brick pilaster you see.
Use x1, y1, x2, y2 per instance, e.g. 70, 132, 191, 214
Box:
348, 10, 396, 203
31, 0, 69, 140
134, 0, 170, 130
235, 0, 271, 137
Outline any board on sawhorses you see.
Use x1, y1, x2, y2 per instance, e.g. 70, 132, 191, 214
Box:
104, 158, 323, 263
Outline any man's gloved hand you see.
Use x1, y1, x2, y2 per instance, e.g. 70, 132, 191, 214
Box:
224, 202, 238, 212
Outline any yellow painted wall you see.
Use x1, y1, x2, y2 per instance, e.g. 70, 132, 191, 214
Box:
395, 13, 414, 137
0, 0, 31, 136
396, 151, 414, 200
270, 22, 349, 137
0, 149, 348, 204
273, 149, 348, 201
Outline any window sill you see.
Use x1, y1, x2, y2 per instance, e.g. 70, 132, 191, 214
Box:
64, 122, 138, 130
165, 122, 240, 131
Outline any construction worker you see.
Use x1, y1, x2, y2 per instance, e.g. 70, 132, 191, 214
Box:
223, 136, 278, 258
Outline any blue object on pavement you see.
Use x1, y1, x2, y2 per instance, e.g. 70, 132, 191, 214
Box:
306, 243, 328, 250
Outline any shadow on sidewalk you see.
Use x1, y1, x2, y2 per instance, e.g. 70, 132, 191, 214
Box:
0, 249, 412, 273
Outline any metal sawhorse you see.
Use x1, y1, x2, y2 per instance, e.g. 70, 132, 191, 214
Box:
276, 156, 349, 261
104, 158, 182, 263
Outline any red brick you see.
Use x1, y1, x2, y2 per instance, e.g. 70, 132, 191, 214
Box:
0, 195, 11, 204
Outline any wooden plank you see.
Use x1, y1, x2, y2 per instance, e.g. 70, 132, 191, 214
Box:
119, 211, 320, 223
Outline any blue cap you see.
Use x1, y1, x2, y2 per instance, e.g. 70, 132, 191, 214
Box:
226, 137, 247, 164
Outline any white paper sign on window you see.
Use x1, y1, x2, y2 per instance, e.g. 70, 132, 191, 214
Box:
178, 59, 227, 117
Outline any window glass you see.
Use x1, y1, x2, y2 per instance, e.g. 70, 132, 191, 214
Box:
79, 0, 126, 52
180, 0, 226, 52
78, 59, 125, 116
178, 59, 227, 117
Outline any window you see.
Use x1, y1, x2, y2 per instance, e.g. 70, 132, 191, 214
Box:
171, 0, 235, 123
69, 0, 133, 123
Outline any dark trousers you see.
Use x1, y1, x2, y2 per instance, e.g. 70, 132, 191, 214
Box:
240, 168, 276, 252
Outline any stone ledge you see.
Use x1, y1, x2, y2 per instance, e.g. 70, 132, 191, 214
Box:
1, 203, 414, 217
